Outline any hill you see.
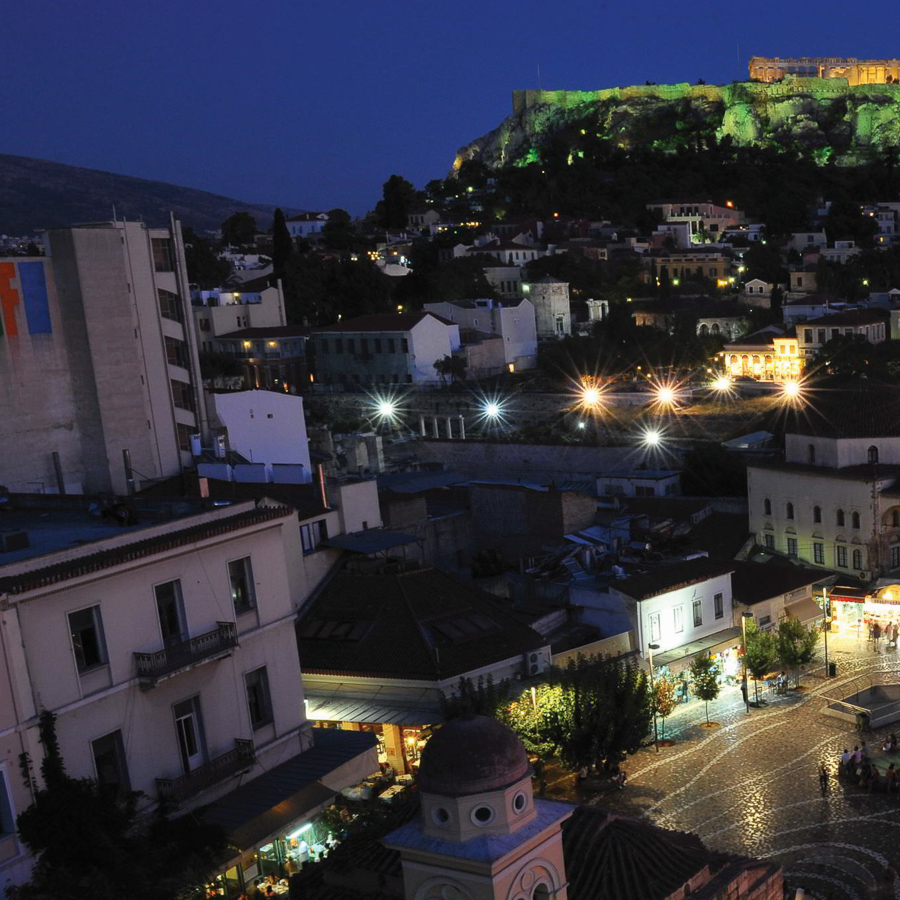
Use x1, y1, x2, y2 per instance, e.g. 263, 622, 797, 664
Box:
0, 154, 294, 235
453, 78, 900, 171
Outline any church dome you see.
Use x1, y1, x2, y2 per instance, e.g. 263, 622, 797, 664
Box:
416, 715, 531, 797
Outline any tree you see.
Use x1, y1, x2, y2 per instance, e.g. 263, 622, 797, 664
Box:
433, 355, 467, 384
689, 654, 720, 726
378, 175, 417, 230
322, 208, 357, 252
272, 207, 294, 276
220, 211, 256, 248
776, 614, 820, 687
441, 675, 511, 719
501, 654, 652, 771
744, 620, 778, 705
654, 677, 678, 740
183, 226, 230, 289
10, 711, 228, 900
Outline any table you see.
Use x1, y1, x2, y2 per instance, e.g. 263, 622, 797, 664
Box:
378, 784, 406, 802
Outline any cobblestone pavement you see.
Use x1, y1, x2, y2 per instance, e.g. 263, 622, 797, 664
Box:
544, 633, 900, 900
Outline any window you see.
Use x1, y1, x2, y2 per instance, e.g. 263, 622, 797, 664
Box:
170, 379, 195, 412
347, 339, 355, 353
0, 771, 15, 836
387, 338, 396, 353
692, 599, 703, 627
68, 606, 108, 673
893, 510, 900, 528
245, 667, 273, 730
813, 505, 821, 523
335, 339, 343, 354
320, 338, 329, 354
804, 329, 813, 343
786, 502, 794, 520
764, 498, 772, 516
360, 339, 369, 354
228, 557, 256, 613
836, 544, 848, 568
649, 613, 660, 643
813, 542, 825, 564
155, 580, 186, 646
176, 423, 195, 452
173, 697, 206, 774
817, 329, 826, 344
92, 730, 130, 797
852, 511, 860, 530
869, 445, 879, 464
401, 339, 409, 353
787, 537, 798, 557
852, 548, 863, 570
151, 237, 174, 272
374, 339, 382, 353
836, 509, 845, 527
158, 289, 182, 322
165, 336, 190, 369
807, 444, 815, 464
673, 606, 684, 633
891, 545, 900, 569
300, 519, 328, 553
714, 592, 724, 619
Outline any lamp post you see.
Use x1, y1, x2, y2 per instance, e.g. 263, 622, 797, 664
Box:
822, 586, 830, 678
741, 612, 753, 712
648, 642, 660, 752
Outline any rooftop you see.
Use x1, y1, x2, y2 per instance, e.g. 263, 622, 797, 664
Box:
802, 308, 888, 327
296, 566, 547, 681
613, 557, 735, 601
312, 311, 454, 333
749, 460, 900, 480
780, 380, 900, 438
729, 559, 828, 606
216, 325, 310, 339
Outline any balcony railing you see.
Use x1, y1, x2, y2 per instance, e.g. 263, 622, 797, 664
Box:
135, 622, 238, 686
156, 739, 255, 804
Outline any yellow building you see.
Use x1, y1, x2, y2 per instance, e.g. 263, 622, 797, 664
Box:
749, 56, 900, 85
724, 327, 803, 383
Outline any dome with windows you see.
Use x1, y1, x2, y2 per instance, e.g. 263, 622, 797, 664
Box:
417, 714, 531, 797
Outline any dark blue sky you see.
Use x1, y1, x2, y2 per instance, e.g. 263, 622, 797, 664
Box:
5, 0, 895, 215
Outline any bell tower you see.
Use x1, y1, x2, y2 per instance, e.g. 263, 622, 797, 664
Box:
383, 715, 573, 900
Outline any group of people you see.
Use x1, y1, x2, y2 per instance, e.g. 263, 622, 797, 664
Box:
838, 740, 900, 793
868, 619, 900, 650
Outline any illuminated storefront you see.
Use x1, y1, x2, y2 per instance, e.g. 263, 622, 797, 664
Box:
828, 584, 900, 635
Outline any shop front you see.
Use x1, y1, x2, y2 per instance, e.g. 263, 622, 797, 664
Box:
828, 585, 900, 637
651, 625, 744, 701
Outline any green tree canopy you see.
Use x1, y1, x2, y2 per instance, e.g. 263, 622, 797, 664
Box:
271, 207, 294, 276
689, 654, 720, 725
776, 614, 820, 686
183, 226, 230, 289
220, 211, 256, 248
744, 620, 778, 705
377, 175, 417, 229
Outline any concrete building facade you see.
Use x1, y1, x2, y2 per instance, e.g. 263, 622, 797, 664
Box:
524, 275, 571, 339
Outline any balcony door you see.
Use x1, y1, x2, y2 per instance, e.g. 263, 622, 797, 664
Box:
173, 697, 207, 774
155, 580, 187, 648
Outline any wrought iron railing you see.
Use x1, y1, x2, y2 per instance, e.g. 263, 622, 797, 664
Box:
156, 739, 255, 804
135, 622, 237, 683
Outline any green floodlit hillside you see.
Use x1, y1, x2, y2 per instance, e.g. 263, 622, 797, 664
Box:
454, 78, 900, 171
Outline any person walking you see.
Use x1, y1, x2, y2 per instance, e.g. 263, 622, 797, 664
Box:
819, 765, 829, 795
874, 621, 882, 652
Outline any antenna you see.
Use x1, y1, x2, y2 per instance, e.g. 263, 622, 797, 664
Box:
537, 63, 542, 92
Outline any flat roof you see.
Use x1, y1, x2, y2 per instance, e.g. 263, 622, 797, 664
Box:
323, 529, 421, 553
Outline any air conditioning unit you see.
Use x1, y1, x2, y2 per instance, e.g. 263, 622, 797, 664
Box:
859, 570, 871, 580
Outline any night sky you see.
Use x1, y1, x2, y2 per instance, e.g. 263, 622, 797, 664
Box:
5, 0, 897, 215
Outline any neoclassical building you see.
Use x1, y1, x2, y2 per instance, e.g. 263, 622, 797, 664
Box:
723, 326, 803, 383
749, 56, 900, 84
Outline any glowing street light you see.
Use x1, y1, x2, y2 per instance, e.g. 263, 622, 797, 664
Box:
642, 428, 662, 447
780, 380, 804, 405
484, 401, 502, 418
657, 386, 675, 405
714, 376, 732, 392
582, 387, 601, 407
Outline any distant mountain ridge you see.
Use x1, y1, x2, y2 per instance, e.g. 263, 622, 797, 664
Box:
0, 154, 297, 235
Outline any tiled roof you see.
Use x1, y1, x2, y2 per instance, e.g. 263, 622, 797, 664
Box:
729, 560, 827, 606
286, 212, 327, 221
297, 566, 547, 680
784, 293, 840, 306
613, 557, 735, 601
0, 505, 293, 596
802, 308, 888, 326
780, 379, 900, 438
312, 312, 455, 333
724, 327, 784, 348
216, 325, 310, 339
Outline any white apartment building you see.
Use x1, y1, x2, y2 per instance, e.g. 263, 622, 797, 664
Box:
285, 212, 329, 239
193, 275, 287, 348
0, 219, 205, 496
424, 298, 537, 372
645, 200, 745, 238
312, 311, 461, 387
796, 308, 888, 358
0, 494, 376, 891
747, 382, 900, 580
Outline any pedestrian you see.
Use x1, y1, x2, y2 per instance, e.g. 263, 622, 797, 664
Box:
874, 622, 882, 652
887, 763, 898, 793
893, 622, 899, 648
841, 748, 852, 774
852, 745, 863, 767
819, 765, 829, 794
740, 681, 748, 706
862, 741, 870, 762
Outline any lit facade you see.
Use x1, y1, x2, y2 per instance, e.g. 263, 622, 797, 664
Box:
724, 329, 803, 382
749, 56, 900, 85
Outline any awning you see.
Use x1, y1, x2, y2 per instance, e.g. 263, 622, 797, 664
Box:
202, 728, 377, 850
323, 529, 421, 554
785, 597, 824, 625
652, 625, 743, 671
305, 693, 441, 727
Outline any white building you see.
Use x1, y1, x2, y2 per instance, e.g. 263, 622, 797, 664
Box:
312, 311, 461, 387
285, 212, 329, 239
821, 240, 862, 264
523, 275, 571, 339
0, 495, 377, 890
796, 308, 888, 358
193, 275, 286, 347
424, 298, 538, 372
0, 218, 205, 496
747, 381, 900, 581
788, 231, 828, 253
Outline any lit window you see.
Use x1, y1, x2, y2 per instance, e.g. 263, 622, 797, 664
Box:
229, 557, 256, 613
245, 667, 273, 730
692, 600, 703, 628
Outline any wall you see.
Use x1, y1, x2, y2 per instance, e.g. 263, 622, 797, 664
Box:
213, 390, 311, 473
785, 434, 900, 469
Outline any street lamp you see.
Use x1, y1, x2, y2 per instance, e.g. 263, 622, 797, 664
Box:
740, 612, 754, 712
822, 586, 831, 678
648, 642, 660, 752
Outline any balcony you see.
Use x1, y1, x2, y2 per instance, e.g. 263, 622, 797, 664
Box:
156, 739, 255, 805
134, 622, 238, 688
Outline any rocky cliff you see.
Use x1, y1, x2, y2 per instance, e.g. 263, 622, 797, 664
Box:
454, 78, 900, 171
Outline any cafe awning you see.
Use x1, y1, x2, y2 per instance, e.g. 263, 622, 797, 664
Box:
305, 693, 441, 727
785, 597, 824, 625
203, 728, 377, 850
652, 625, 743, 672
